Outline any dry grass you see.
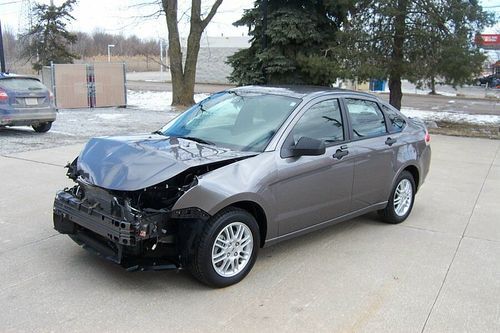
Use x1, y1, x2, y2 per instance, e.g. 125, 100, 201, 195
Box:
430, 121, 500, 140
77, 55, 163, 72
6, 55, 162, 75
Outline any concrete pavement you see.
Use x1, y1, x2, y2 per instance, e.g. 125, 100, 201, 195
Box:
0, 135, 499, 332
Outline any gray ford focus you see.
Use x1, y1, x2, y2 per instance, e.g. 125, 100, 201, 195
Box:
53, 86, 431, 287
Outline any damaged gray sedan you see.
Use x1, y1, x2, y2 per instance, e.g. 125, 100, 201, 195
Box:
53, 86, 431, 287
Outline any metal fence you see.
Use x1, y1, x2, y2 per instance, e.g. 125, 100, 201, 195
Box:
42, 63, 127, 109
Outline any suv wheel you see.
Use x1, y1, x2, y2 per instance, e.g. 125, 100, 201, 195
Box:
378, 171, 416, 224
188, 207, 260, 288
32, 122, 52, 133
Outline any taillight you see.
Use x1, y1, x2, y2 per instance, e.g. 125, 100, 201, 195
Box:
425, 129, 431, 145
49, 91, 54, 102
0, 88, 8, 102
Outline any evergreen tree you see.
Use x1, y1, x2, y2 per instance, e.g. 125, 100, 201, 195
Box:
227, 0, 355, 86
20, 0, 79, 71
330, 0, 494, 109
230, 0, 494, 110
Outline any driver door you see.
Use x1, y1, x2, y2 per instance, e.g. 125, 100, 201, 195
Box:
272, 98, 355, 236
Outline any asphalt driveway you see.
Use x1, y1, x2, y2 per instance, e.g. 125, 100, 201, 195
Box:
0, 134, 499, 332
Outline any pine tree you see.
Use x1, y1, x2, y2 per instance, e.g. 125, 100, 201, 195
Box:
230, 0, 494, 110
20, 0, 79, 71
227, 0, 355, 86
334, 0, 494, 109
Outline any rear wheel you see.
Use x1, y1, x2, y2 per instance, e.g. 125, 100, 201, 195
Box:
32, 122, 52, 133
188, 207, 260, 288
378, 171, 416, 224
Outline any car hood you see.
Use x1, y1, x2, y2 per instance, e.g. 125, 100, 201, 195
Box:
76, 134, 255, 191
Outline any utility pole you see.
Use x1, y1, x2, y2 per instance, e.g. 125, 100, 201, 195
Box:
0, 20, 6, 73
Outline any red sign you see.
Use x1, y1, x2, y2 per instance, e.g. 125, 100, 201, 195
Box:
476, 34, 500, 48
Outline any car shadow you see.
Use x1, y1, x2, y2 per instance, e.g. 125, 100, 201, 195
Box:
67, 213, 390, 291
69, 250, 208, 291
0, 126, 40, 136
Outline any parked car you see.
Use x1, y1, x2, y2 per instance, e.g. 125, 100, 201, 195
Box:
476, 73, 500, 87
0, 73, 56, 132
53, 86, 431, 287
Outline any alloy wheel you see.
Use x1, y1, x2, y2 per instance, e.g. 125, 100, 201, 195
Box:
211, 222, 254, 278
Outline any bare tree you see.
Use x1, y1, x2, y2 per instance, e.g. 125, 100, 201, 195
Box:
162, 0, 223, 106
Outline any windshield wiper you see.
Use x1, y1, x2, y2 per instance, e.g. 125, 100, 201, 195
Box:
177, 136, 215, 145
152, 130, 165, 136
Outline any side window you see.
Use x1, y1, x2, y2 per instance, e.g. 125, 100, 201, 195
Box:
345, 99, 387, 139
381, 104, 406, 133
291, 99, 344, 144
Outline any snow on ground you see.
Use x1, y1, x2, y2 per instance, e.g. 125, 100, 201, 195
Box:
94, 114, 127, 120
128, 89, 499, 125
401, 108, 500, 125
127, 90, 210, 111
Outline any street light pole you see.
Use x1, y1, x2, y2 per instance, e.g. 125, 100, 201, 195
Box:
107, 44, 115, 62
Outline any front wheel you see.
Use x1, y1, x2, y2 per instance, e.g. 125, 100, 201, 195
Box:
32, 122, 52, 133
188, 207, 260, 288
378, 171, 416, 224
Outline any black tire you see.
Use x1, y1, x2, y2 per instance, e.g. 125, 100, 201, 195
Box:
378, 171, 416, 224
32, 122, 52, 133
188, 207, 260, 288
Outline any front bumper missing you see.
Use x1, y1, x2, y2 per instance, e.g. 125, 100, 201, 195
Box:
53, 190, 178, 271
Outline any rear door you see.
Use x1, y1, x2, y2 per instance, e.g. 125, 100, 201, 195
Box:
342, 97, 395, 210
273, 97, 354, 236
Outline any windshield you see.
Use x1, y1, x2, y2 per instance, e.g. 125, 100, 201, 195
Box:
160, 91, 301, 152
0, 78, 48, 91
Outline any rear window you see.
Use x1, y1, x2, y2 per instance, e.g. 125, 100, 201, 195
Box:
381, 104, 406, 132
0, 78, 47, 91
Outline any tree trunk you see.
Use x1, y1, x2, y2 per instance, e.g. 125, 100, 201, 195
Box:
389, 76, 403, 110
429, 76, 436, 95
388, 0, 408, 110
162, 0, 223, 107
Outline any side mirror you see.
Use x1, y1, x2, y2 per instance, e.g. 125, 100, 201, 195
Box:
290, 137, 326, 157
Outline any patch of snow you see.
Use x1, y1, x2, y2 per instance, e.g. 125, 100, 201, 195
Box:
401, 108, 500, 125
126, 89, 498, 126
379, 84, 457, 97
399, 89, 457, 97
127, 90, 210, 112
95, 114, 127, 120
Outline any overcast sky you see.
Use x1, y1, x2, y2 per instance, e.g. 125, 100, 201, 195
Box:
0, 0, 498, 39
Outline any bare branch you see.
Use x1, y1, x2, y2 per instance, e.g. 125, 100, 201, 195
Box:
200, 0, 223, 29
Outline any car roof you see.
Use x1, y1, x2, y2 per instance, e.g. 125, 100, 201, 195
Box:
230, 85, 379, 100
0, 73, 40, 80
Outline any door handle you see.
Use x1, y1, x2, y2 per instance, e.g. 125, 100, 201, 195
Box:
333, 148, 349, 160
385, 137, 397, 146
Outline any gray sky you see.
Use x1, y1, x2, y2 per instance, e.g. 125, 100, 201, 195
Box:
0, 0, 255, 38
0, 0, 498, 39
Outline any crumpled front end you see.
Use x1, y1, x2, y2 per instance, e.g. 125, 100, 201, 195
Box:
53, 165, 210, 271
52, 135, 256, 270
